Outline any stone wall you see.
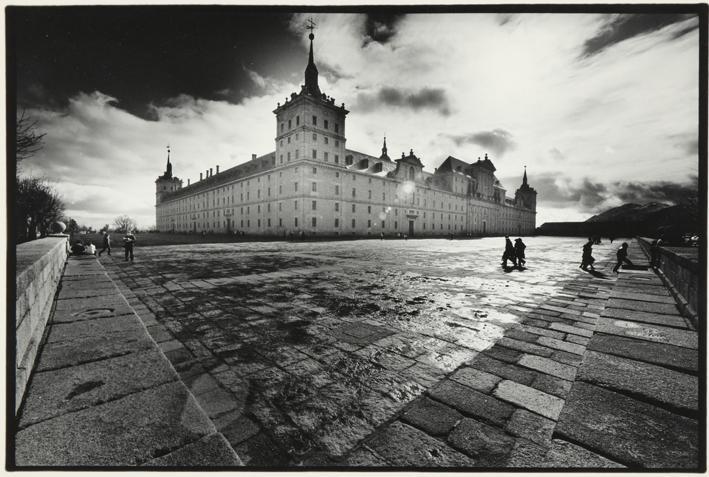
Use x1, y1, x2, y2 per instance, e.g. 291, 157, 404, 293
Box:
637, 237, 700, 324
15, 236, 69, 412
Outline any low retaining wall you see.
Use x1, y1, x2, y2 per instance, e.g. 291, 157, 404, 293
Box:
15, 235, 69, 412
637, 237, 700, 324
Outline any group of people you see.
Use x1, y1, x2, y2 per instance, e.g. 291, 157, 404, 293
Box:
502, 235, 644, 275
580, 237, 634, 274
71, 230, 136, 262
501, 236, 526, 268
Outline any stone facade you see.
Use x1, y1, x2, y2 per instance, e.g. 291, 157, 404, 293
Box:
156, 32, 536, 237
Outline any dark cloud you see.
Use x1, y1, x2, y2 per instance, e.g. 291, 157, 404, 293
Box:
448, 129, 516, 157
614, 176, 698, 204
516, 172, 697, 212
363, 13, 405, 45
355, 87, 450, 116
580, 13, 697, 58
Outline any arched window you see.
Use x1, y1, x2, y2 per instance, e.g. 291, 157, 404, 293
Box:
409, 167, 415, 181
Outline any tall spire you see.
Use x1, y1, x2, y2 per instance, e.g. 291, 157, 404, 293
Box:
304, 18, 321, 96
165, 145, 172, 178
380, 136, 390, 161
522, 165, 528, 186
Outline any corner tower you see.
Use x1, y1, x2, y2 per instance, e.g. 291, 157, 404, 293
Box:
273, 19, 349, 167
515, 166, 537, 211
155, 146, 182, 205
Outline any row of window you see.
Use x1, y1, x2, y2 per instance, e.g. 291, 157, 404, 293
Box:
280, 115, 340, 133
280, 150, 341, 164
168, 217, 471, 232
279, 133, 340, 148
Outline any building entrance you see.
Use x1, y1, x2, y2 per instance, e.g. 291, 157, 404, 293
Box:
408, 220, 414, 237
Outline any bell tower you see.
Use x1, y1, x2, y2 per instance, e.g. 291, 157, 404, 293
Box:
515, 166, 537, 211
155, 145, 182, 205
273, 19, 349, 167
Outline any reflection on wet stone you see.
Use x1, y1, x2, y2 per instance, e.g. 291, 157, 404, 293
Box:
107, 238, 605, 464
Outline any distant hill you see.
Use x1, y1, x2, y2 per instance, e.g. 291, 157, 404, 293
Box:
585, 202, 671, 223
538, 201, 698, 242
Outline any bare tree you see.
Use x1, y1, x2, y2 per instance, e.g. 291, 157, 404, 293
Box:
113, 215, 137, 233
16, 109, 46, 162
15, 177, 65, 242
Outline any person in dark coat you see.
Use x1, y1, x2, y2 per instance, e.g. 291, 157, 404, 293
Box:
98, 231, 111, 256
514, 238, 526, 267
650, 238, 663, 268
71, 240, 86, 255
123, 231, 136, 262
580, 237, 595, 271
502, 235, 517, 267
613, 242, 633, 273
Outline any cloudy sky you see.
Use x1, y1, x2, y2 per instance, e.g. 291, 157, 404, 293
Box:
11, 7, 700, 229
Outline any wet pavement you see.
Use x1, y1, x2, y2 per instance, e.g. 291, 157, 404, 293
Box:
96, 237, 698, 468
98, 237, 608, 464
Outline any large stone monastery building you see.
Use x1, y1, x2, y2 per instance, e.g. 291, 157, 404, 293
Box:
156, 31, 537, 237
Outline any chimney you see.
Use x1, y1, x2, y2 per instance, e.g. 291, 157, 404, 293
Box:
200, 173, 203, 181
188, 179, 191, 186
252, 154, 257, 160
216, 165, 220, 174
210, 167, 213, 177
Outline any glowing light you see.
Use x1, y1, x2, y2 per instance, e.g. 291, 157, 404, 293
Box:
400, 181, 415, 195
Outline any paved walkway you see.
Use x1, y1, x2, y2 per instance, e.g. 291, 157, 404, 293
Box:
14, 255, 241, 466
15, 238, 699, 469
350, 240, 699, 469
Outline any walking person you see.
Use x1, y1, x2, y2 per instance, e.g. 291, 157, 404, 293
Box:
98, 231, 111, 256
502, 235, 517, 267
514, 238, 526, 267
650, 238, 663, 268
123, 230, 136, 262
613, 242, 634, 273
580, 237, 595, 271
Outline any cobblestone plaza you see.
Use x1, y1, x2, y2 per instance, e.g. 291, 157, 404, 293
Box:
92, 236, 697, 467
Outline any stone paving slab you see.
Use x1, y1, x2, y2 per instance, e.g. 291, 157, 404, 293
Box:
428, 379, 515, 427
518, 354, 577, 381
596, 317, 698, 349
400, 396, 463, 436
34, 329, 154, 372
504, 409, 554, 446
609, 290, 677, 304
506, 438, 625, 468
365, 421, 475, 467
18, 349, 176, 428
601, 306, 690, 329
448, 417, 515, 467
577, 350, 698, 413
587, 334, 698, 373
493, 380, 564, 420
555, 382, 698, 468
16, 382, 215, 466
46, 315, 144, 343
606, 298, 679, 315
144, 432, 242, 466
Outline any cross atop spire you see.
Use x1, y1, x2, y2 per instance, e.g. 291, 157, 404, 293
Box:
306, 17, 316, 37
